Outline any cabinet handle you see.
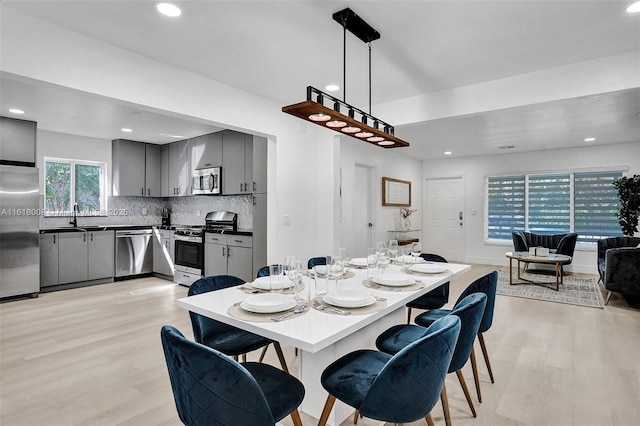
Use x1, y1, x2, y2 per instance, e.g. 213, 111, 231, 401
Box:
83, 233, 86, 242
91, 233, 94, 242
240, 183, 243, 192
222, 246, 226, 256
253, 195, 256, 206
234, 240, 242, 243
141, 187, 144, 196
227, 247, 231, 257
147, 188, 150, 196
53, 235, 56, 244
253, 181, 256, 192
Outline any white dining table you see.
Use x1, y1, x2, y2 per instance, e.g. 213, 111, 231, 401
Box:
176, 261, 471, 425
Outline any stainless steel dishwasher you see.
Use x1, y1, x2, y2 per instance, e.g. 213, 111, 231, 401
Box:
115, 229, 153, 278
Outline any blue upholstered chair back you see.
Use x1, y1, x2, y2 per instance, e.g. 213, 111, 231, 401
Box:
161, 325, 275, 426
417, 253, 449, 301
455, 270, 498, 333
257, 266, 270, 277
308, 257, 327, 269
447, 293, 487, 373
358, 316, 461, 423
188, 275, 245, 344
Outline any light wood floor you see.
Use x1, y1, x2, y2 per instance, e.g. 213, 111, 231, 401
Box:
1, 264, 639, 426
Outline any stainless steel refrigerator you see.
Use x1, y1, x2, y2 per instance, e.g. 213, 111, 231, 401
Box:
0, 164, 40, 298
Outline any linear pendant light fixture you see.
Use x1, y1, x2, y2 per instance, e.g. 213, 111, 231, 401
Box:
282, 8, 409, 148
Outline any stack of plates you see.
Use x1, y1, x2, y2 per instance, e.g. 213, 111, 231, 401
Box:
408, 264, 447, 274
251, 276, 294, 290
348, 258, 368, 267
371, 273, 415, 287
240, 294, 296, 313
323, 290, 376, 308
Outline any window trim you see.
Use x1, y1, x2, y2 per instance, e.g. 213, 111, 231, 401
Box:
44, 157, 107, 217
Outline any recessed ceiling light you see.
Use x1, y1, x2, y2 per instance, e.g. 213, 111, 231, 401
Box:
325, 84, 340, 92
9, 108, 24, 114
121, 128, 133, 133
444, 151, 452, 155
627, 1, 640, 13
156, 2, 181, 17
584, 137, 596, 142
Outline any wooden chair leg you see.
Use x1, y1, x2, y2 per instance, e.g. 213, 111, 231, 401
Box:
273, 342, 289, 373
290, 409, 303, 426
605, 290, 613, 305
478, 332, 495, 383
318, 395, 337, 426
440, 383, 452, 426
425, 413, 435, 426
456, 370, 477, 417
470, 346, 482, 403
258, 345, 269, 362
241, 353, 247, 363
353, 409, 359, 424
233, 355, 239, 361
407, 307, 412, 324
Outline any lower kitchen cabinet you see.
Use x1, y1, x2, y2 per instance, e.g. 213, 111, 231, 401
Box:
88, 231, 114, 280
58, 232, 89, 284
40, 233, 59, 287
204, 234, 253, 282
153, 228, 174, 277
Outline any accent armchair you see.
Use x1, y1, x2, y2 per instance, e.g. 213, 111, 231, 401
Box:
597, 236, 640, 304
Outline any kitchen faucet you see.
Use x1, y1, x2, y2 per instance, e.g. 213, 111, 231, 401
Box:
70, 203, 79, 227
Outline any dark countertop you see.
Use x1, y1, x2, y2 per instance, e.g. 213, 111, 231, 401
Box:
204, 228, 253, 237
40, 225, 155, 234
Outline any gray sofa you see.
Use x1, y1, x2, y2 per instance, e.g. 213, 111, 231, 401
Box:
511, 231, 578, 260
597, 236, 640, 304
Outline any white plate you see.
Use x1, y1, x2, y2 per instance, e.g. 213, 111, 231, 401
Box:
323, 291, 376, 308
251, 276, 294, 290
240, 294, 296, 313
409, 263, 447, 274
398, 255, 426, 264
372, 273, 416, 287
349, 258, 368, 267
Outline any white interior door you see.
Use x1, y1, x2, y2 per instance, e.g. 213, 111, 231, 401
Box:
424, 177, 464, 261
353, 164, 373, 258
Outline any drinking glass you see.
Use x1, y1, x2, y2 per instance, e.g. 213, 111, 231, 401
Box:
338, 247, 350, 269
378, 248, 390, 275
269, 264, 284, 293
329, 257, 344, 293
375, 241, 386, 255
410, 242, 422, 264
367, 247, 378, 280
388, 239, 398, 262
313, 264, 329, 297
287, 259, 304, 303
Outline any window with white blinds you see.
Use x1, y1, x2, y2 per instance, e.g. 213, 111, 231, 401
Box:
487, 176, 525, 240
486, 170, 623, 243
574, 171, 623, 243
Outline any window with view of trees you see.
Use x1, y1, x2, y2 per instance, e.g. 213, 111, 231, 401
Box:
45, 159, 105, 215
487, 170, 624, 244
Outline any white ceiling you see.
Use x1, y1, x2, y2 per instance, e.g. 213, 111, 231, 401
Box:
1, 1, 639, 157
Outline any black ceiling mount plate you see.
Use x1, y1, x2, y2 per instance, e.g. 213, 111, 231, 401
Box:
332, 8, 381, 43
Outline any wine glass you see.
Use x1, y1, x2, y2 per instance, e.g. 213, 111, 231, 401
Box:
378, 248, 390, 275
287, 258, 304, 303
375, 241, 386, 256
410, 242, 422, 264
329, 257, 344, 293
338, 247, 350, 269
388, 239, 398, 262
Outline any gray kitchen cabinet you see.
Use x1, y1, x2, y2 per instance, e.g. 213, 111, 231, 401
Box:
58, 232, 88, 284
252, 136, 267, 194
204, 234, 253, 282
144, 144, 162, 197
0, 116, 36, 165
88, 230, 114, 280
192, 132, 222, 170
153, 228, 174, 277
251, 193, 267, 278
112, 139, 161, 197
168, 139, 191, 196
39, 233, 59, 287
222, 130, 247, 195
161, 144, 170, 197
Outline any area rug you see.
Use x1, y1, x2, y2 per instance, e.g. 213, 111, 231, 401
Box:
497, 269, 604, 309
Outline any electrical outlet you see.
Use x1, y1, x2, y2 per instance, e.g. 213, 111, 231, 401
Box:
283, 215, 290, 226
141, 208, 147, 216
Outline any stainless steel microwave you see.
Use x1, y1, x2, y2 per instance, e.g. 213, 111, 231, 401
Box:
192, 166, 221, 195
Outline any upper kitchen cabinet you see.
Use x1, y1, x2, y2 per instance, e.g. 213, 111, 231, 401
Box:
192, 132, 222, 170
222, 131, 266, 195
167, 139, 191, 196
112, 139, 161, 197
0, 116, 36, 166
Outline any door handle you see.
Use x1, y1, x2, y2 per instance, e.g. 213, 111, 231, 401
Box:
368, 223, 373, 228
459, 211, 463, 220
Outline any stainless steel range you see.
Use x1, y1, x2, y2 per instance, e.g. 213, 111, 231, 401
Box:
173, 226, 203, 286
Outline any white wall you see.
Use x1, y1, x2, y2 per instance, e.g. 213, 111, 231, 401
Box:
421, 141, 640, 274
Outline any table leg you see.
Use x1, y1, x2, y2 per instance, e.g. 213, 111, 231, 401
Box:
509, 258, 513, 285
555, 262, 560, 291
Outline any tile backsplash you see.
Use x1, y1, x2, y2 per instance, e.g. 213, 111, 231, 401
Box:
40, 195, 254, 229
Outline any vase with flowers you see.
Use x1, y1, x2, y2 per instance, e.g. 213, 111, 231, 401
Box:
399, 208, 417, 231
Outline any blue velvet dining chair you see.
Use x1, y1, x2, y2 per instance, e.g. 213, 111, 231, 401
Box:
416, 270, 499, 390
405, 253, 450, 323
307, 256, 327, 269
318, 316, 461, 426
161, 325, 305, 426
188, 275, 289, 372
376, 293, 487, 426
